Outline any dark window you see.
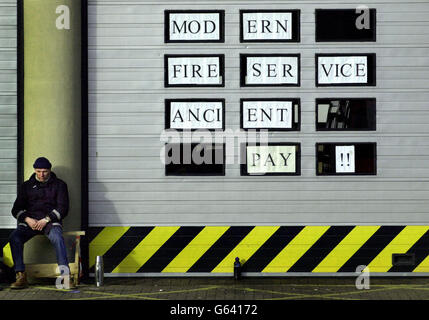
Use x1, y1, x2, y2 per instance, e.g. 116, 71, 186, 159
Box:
165, 143, 225, 176
316, 143, 377, 175
316, 9, 376, 42
316, 98, 376, 131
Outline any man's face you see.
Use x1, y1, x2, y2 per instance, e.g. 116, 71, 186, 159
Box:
35, 168, 51, 182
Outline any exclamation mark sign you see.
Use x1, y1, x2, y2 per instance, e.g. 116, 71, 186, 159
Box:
341, 153, 344, 166
347, 153, 350, 166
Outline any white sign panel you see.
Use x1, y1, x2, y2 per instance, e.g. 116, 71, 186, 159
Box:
242, 100, 293, 129
335, 145, 355, 173
166, 11, 223, 42
243, 55, 300, 86
242, 12, 292, 41
169, 101, 223, 129
166, 55, 223, 86
246, 145, 297, 174
317, 56, 368, 85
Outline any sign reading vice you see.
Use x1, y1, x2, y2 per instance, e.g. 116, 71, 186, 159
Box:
165, 10, 224, 42
165, 55, 224, 87
241, 54, 300, 86
316, 54, 376, 86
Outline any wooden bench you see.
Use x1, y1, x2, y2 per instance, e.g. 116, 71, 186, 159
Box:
25, 231, 85, 287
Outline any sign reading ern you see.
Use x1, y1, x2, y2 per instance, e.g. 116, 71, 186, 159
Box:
240, 10, 300, 42
241, 54, 300, 86
165, 55, 224, 87
165, 10, 224, 42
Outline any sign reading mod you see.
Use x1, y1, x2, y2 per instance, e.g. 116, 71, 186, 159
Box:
241, 54, 300, 86
165, 55, 224, 87
242, 143, 300, 176
240, 10, 300, 42
316, 54, 376, 86
166, 99, 224, 130
165, 10, 224, 42
241, 99, 300, 131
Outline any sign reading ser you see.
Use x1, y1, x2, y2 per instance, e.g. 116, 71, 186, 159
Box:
241, 99, 299, 130
240, 10, 300, 42
166, 99, 224, 130
165, 10, 224, 42
241, 54, 300, 86
243, 144, 300, 175
165, 55, 224, 87
316, 54, 376, 86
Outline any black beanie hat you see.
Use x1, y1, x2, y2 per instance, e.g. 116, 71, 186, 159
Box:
33, 157, 52, 169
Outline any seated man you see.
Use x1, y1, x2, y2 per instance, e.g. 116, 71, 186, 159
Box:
9, 157, 70, 289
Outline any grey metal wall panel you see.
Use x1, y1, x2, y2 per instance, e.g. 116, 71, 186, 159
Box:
88, 0, 429, 226
0, 0, 17, 228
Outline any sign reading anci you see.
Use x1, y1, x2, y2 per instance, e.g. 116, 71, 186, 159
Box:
166, 99, 225, 130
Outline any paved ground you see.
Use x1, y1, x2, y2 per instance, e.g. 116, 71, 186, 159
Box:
1, 276, 429, 301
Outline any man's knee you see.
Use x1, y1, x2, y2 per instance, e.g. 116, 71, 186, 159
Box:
47, 227, 65, 244
9, 229, 24, 245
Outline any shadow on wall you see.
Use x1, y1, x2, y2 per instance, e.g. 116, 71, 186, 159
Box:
87, 181, 141, 275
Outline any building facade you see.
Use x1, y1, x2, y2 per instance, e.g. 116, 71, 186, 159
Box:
1, 0, 429, 277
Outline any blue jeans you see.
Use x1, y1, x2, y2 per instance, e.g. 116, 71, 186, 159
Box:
9, 225, 69, 272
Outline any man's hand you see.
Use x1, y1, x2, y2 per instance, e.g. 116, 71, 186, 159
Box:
24, 217, 38, 230
34, 219, 48, 231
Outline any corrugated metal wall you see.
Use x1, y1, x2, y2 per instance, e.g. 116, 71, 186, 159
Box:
88, 0, 429, 227
0, 0, 17, 228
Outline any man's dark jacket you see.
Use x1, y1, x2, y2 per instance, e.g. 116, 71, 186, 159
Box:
11, 172, 69, 234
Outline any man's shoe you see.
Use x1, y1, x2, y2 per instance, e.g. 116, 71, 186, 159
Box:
10, 271, 28, 289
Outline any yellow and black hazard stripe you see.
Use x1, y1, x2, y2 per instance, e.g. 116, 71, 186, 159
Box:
87, 225, 429, 274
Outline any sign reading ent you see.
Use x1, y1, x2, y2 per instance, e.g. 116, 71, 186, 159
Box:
241, 99, 299, 130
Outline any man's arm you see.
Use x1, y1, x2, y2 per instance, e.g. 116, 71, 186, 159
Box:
11, 183, 29, 223
47, 181, 69, 222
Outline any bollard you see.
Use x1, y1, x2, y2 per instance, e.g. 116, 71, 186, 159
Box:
95, 256, 104, 287
234, 257, 242, 280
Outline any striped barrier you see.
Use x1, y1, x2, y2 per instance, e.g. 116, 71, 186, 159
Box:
85, 226, 429, 275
